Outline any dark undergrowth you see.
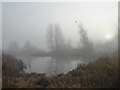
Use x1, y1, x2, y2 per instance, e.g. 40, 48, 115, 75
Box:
2, 54, 118, 88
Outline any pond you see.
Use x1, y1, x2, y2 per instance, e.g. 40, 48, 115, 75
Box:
23, 56, 83, 76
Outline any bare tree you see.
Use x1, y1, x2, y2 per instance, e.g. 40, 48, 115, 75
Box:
54, 24, 65, 50
46, 24, 54, 75
78, 23, 93, 51
53, 24, 65, 74
8, 41, 19, 55
78, 24, 89, 48
46, 24, 53, 51
23, 41, 33, 51
46, 24, 65, 75
46, 23, 65, 51
76, 23, 95, 62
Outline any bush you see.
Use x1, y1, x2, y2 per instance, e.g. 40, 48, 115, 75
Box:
2, 53, 26, 77
72, 57, 118, 88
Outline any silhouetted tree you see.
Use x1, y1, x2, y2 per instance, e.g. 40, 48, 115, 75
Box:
53, 24, 65, 74
8, 41, 20, 55
78, 23, 93, 52
46, 24, 65, 52
46, 24, 65, 75
46, 24, 53, 51
46, 24, 54, 75
54, 23, 65, 50
23, 41, 33, 51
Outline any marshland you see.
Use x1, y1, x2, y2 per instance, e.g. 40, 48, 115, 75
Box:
1, 2, 119, 88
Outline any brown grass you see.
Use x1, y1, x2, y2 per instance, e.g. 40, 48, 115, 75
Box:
2, 54, 118, 88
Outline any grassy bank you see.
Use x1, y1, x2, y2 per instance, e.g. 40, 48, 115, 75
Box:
2, 55, 118, 88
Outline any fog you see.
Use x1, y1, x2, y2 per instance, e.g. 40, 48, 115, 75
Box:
2, 2, 117, 49
2, 2, 118, 75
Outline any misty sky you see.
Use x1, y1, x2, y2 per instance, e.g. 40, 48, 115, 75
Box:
2, 2, 118, 50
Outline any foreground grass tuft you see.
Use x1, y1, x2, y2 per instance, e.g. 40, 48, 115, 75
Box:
3, 56, 118, 88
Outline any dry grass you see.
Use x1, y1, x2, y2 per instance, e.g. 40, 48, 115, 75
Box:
2, 54, 118, 88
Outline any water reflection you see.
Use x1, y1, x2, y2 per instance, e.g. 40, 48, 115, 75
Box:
25, 56, 83, 76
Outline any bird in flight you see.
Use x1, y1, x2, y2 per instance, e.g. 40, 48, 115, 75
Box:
75, 21, 77, 23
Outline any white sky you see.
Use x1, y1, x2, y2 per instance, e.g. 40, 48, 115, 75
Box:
2, 2, 118, 49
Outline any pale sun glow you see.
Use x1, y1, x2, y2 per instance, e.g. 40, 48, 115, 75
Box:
105, 34, 113, 39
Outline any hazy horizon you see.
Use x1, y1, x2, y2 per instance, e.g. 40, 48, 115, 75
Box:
2, 2, 118, 50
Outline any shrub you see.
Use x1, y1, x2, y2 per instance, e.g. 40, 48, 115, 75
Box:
2, 53, 26, 77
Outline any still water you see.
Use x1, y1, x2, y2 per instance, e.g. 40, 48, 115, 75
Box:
24, 57, 83, 76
